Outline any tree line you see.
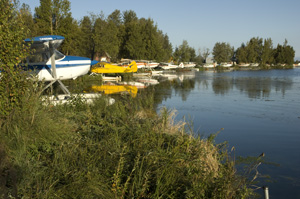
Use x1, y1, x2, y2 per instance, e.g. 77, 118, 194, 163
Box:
212, 37, 295, 66
17, 0, 173, 62
17, 0, 296, 66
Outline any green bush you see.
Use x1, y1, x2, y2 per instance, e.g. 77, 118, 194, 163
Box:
0, 90, 257, 198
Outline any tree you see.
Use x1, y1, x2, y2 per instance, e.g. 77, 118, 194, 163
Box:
107, 10, 122, 61
212, 42, 234, 63
93, 13, 121, 60
273, 44, 284, 64
34, 0, 72, 35
143, 18, 163, 60
0, 0, 31, 119
119, 10, 138, 59
59, 16, 81, 56
246, 37, 263, 63
18, 3, 36, 37
125, 20, 147, 59
52, 0, 71, 34
201, 47, 210, 61
79, 16, 94, 59
236, 43, 247, 63
108, 9, 122, 27
34, 0, 53, 35
160, 33, 173, 62
273, 39, 295, 65
261, 38, 274, 65
282, 39, 295, 65
173, 40, 196, 63
105, 13, 122, 61
122, 10, 138, 25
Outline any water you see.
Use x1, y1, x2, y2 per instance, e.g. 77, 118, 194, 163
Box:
155, 69, 300, 198
74, 68, 299, 198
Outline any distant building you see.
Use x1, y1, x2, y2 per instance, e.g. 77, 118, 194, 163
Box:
94, 52, 111, 62
205, 57, 216, 64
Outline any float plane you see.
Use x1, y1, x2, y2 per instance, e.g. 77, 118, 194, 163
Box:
91, 61, 138, 74
24, 35, 99, 94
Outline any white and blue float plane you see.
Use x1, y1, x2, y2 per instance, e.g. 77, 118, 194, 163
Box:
24, 35, 98, 94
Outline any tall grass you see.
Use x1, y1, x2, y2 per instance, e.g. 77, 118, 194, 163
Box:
0, 82, 259, 198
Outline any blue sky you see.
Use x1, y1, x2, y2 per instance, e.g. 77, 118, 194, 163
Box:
19, 0, 300, 60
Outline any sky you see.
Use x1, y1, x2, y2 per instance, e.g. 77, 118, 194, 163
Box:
18, 0, 300, 60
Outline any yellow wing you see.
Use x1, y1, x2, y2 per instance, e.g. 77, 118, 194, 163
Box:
91, 61, 137, 74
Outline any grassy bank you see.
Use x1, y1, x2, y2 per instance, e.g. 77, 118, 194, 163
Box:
0, 80, 258, 198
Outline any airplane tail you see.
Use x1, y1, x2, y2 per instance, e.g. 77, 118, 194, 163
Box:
127, 61, 138, 73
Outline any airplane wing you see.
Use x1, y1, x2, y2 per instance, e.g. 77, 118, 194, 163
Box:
25, 35, 65, 48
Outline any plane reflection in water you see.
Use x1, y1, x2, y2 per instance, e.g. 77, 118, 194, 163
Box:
87, 83, 138, 98
82, 71, 198, 100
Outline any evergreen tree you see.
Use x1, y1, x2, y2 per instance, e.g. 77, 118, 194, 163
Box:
160, 33, 173, 62
79, 16, 94, 59
59, 16, 80, 56
143, 18, 161, 60
107, 10, 122, 61
34, 0, 72, 36
246, 37, 263, 63
119, 10, 138, 59
52, 0, 71, 34
261, 38, 274, 65
105, 15, 121, 61
282, 39, 295, 65
273, 44, 285, 65
108, 9, 122, 27
212, 42, 234, 63
34, 0, 53, 35
236, 43, 247, 63
173, 40, 196, 63
274, 39, 295, 65
93, 15, 109, 59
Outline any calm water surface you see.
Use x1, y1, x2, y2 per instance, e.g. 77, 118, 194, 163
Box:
156, 69, 300, 198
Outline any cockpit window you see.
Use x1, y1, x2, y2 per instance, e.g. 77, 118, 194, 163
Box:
28, 47, 65, 63
54, 50, 64, 60
28, 52, 49, 63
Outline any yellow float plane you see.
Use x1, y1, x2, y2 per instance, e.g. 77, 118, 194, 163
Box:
91, 61, 138, 74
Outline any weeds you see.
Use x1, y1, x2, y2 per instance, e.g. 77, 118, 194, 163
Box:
0, 78, 259, 198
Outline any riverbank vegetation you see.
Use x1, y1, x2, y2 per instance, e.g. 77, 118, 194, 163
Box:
1, 82, 260, 198
0, 1, 265, 198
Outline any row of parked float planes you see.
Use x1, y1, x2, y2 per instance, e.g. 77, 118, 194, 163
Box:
118, 59, 197, 70
21, 35, 197, 84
